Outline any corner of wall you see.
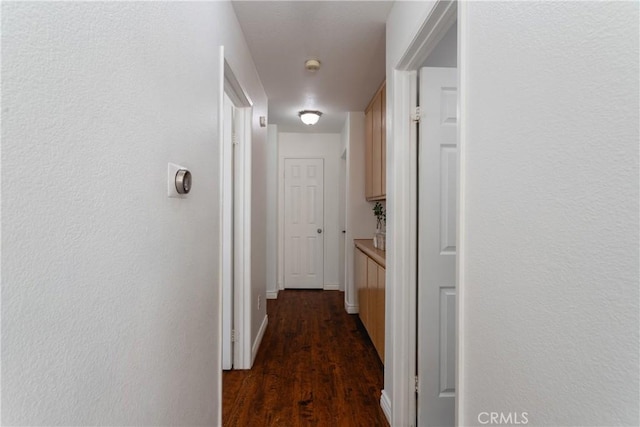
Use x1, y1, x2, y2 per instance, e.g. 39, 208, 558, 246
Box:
266, 124, 279, 297
251, 314, 269, 367
380, 389, 392, 423
344, 111, 375, 313
344, 300, 359, 314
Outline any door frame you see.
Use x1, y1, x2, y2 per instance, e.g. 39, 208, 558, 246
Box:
221, 92, 234, 370
219, 50, 253, 371
386, 1, 464, 425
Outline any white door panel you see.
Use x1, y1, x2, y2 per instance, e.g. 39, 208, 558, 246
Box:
417, 66, 457, 426
284, 159, 324, 289
221, 93, 235, 370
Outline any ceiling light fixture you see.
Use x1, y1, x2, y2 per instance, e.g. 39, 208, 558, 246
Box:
298, 110, 322, 125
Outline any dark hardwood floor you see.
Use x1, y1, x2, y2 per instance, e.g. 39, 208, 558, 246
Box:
223, 290, 389, 427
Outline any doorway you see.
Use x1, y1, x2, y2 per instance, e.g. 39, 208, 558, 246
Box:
386, 1, 459, 425
221, 56, 253, 371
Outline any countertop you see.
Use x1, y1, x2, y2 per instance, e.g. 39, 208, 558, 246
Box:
354, 239, 386, 268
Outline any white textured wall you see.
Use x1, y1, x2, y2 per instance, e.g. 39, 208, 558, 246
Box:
266, 125, 279, 298
459, 2, 639, 426
387, 0, 437, 73
250, 97, 268, 349
277, 133, 342, 289
343, 113, 377, 312
1, 2, 266, 425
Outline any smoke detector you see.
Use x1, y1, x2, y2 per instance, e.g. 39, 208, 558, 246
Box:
304, 59, 321, 72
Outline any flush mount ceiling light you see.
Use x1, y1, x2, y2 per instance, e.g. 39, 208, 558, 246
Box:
298, 110, 322, 126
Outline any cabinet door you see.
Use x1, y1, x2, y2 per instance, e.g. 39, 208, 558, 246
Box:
366, 257, 378, 346
377, 264, 386, 362
355, 248, 369, 328
372, 93, 383, 198
364, 109, 373, 199
381, 84, 386, 196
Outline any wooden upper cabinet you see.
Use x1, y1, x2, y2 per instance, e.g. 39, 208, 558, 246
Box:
381, 87, 386, 196
365, 81, 386, 201
372, 93, 383, 198
365, 106, 373, 199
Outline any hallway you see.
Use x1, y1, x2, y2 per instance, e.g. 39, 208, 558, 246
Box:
223, 290, 389, 426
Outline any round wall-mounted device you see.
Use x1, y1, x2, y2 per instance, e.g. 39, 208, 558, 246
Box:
175, 169, 192, 194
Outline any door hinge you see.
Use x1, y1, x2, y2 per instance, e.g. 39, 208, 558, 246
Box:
415, 376, 419, 393
231, 329, 236, 342
412, 106, 421, 123
232, 133, 239, 145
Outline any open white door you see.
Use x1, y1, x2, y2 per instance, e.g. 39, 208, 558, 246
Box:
417, 66, 457, 426
284, 158, 324, 289
221, 93, 235, 370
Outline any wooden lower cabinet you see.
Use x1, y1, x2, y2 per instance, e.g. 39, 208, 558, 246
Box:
355, 247, 386, 362
366, 257, 378, 345
376, 263, 385, 362
355, 248, 369, 330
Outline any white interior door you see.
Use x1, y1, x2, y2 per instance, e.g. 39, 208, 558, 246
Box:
221, 93, 236, 370
284, 158, 324, 289
417, 66, 457, 426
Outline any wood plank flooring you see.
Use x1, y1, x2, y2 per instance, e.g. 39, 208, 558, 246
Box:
223, 290, 389, 427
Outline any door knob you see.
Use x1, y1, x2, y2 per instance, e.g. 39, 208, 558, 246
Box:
317, 228, 323, 234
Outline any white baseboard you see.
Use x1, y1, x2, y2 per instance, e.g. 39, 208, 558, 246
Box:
344, 300, 359, 314
324, 283, 340, 291
266, 290, 279, 299
380, 389, 392, 424
251, 315, 268, 366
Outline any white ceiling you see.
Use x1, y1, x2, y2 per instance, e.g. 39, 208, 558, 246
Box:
232, 1, 394, 133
